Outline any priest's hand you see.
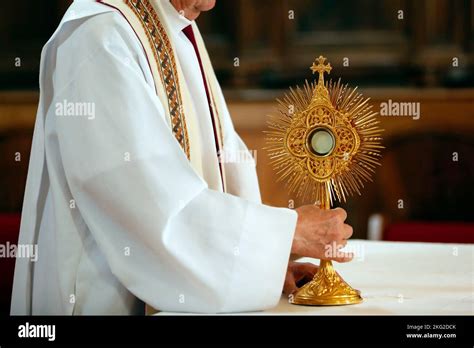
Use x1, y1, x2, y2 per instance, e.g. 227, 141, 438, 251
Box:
283, 261, 319, 295
291, 205, 354, 262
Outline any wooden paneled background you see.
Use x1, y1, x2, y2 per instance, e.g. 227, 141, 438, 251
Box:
0, 0, 473, 238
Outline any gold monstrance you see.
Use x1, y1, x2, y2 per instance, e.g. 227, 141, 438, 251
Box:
265, 56, 383, 305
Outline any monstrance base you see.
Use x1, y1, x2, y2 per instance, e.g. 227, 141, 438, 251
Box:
290, 260, 363, 306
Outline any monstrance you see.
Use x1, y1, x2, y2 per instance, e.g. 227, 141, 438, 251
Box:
265, 56, 383, 305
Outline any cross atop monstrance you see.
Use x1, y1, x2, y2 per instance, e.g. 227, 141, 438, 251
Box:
310, 55, 332, 86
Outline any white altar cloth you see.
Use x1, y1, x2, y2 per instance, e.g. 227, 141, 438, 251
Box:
156, 240, 473, 315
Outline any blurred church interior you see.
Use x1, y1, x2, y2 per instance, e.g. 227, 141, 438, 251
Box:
0, 0, 473, 314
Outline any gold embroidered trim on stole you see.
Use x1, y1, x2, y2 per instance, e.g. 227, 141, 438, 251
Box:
125, 0, 191, 159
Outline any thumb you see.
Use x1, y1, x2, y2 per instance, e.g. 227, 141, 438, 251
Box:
283, 270, 297, 296
331, 251, 354, 263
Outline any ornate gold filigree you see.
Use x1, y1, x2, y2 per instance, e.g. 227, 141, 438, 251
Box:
265, 56, 383, 306
265, 56, 383, 205
290, 260, 362, 305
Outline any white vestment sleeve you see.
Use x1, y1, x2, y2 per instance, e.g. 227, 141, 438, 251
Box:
52, 17, 297, 313
209, 67, 264, 204
222, 129, 263, 204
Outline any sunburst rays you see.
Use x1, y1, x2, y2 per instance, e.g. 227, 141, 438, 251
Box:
265, 77, 383, 205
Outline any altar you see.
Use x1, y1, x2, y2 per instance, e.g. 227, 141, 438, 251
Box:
157, 240, 473, 315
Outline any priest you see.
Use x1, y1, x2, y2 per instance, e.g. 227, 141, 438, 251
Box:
11, 0, 353, 315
